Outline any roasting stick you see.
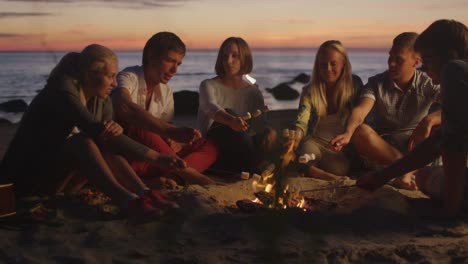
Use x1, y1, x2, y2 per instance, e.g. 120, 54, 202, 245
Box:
299, 184, 357, 193
210, 105, 270, 131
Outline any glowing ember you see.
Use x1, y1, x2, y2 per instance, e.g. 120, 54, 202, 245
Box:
296, 197, 305, 208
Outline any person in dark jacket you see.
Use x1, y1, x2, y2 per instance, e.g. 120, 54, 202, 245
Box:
0, 44, 185, 220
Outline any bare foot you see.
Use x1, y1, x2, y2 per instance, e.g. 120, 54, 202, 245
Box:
177, 168, 216, 186
390, 175, 418, 190
306, 166, 349, 182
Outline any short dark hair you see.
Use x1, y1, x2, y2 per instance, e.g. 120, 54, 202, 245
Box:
142, 32, 186, 68
392, 32, 419, 51
414, 19, 468, 61
215, 37, 253, 77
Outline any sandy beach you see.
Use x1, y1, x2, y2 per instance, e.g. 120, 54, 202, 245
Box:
1, 111, 468, 264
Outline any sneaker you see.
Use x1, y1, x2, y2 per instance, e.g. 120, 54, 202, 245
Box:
144, 190, 180, 210
125, 198, 163, 223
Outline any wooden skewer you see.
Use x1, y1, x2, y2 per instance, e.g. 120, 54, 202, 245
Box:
210, 105, 270, 130
299, 184, 356, 193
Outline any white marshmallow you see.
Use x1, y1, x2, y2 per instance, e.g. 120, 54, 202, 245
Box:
298, 153, 317, 163
252, 173, 262, 182
240, 171, 250, 180
252, 109, 262, 118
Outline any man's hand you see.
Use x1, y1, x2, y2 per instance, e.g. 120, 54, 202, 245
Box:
229, 117, 249, 132
330, 131, 352, 152
356, 170, 392, 191
409, 110, 441, 151
100, 120, 123, 139
155, 154, 187, 171
169, 127, 202, 144
408, 120, 434, 151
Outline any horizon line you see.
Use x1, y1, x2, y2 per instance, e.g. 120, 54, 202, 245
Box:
0, 46, 389, 53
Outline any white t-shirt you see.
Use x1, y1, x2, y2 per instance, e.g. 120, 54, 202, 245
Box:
197, 78, 265, 134
116, 65, 174, 121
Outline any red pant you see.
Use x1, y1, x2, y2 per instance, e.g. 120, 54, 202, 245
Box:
127, 126, 218, 178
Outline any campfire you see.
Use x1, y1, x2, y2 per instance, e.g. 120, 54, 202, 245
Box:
236, 128, 319, 213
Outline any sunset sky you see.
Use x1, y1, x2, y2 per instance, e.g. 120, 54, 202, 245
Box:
0, 0, 467, 51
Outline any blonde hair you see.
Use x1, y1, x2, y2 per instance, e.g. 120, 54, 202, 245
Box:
215, 37, 253, 77
307, 40, 354, 117
49, 44, 117, 84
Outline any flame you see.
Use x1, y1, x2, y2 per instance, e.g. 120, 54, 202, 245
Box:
262, 172, 274, 182
296, 197, 305, 208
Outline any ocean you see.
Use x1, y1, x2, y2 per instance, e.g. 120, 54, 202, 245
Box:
0, 49, 388, 123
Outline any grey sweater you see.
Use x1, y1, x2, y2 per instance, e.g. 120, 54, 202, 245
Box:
0, 75, 149, 189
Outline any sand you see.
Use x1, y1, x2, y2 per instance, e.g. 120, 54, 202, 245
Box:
1, 112, 468, 264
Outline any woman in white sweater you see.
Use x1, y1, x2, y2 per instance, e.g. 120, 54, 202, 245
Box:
197, 37, 266, 174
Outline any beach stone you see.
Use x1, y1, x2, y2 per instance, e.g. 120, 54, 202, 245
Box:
174, 90, 199, 116
291, 73, 310, 84
0, 100, 28, 113
266, 83, 300, 100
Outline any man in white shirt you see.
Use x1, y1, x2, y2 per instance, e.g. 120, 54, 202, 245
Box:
112, 32, 217, 186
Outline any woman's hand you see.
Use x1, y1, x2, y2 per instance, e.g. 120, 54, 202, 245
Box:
169, 127, 202, 144
330, 131, 352, 152
155, 154, 187, 171
283, 129, 302, 151
100, 120, 123, 139
229, 117, 249, 132
166, 138, 183, 153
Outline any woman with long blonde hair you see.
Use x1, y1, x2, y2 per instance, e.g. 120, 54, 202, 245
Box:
293, 40, 363, 180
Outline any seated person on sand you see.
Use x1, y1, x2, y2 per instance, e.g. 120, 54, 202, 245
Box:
358, 19, 468, 219
0, 44, 184, 220
330, 32, 441, 190
197, 37, 269, 174
291, 40, 363, 181
112, 32, 217, 186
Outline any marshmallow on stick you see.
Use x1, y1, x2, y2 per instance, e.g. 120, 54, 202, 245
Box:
240, 171, 250, 180
298, 153, 316, 163
241, 112, 252, 120
250, 105, 270, 119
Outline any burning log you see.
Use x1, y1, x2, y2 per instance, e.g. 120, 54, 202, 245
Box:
236, 199, 265, 213
254, 191, 275, 206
